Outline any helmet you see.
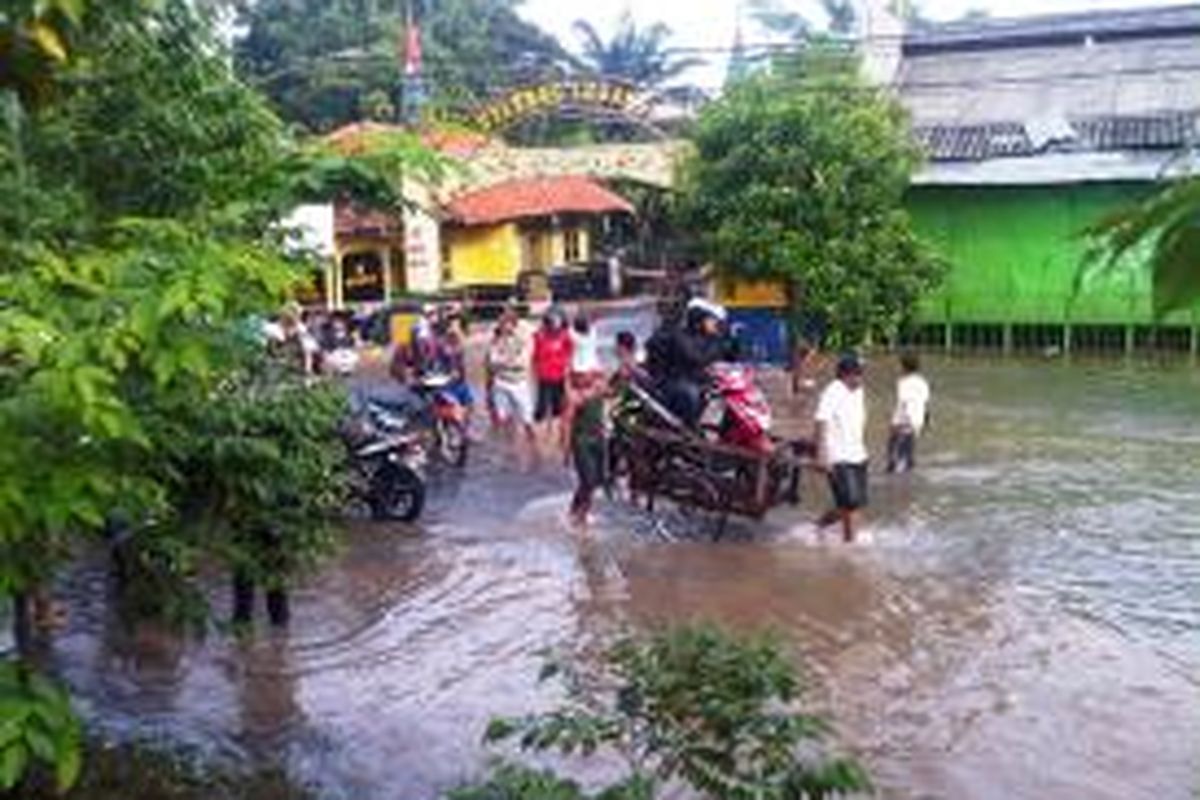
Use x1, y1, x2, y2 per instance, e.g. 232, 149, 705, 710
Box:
685, 297, 727, 333
685, 297, 727, 323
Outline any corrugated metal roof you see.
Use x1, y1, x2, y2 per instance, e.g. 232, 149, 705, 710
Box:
900, 4, 1200, 175
899, 36, 1200, 127
1074, 111, 1200, 149
914, 122, 1033, 161
913, 111, 1199, 161
905, 4, 1200, 53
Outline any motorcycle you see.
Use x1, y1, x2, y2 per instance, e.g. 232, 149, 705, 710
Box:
342, 401, 427, 522
411, 372, 470, 467
703, 362, 774, 454
323, 346, 360, 377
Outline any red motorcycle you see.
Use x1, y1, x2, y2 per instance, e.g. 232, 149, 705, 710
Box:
413, 373, 471, 467
704, 362, 775, 454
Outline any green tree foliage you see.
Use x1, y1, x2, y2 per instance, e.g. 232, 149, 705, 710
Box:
0, 0, 144, 109
0, 661, 82, 793
233, 0, 574, 132
571, 13, 703, 94
1084, 176, 1200, 317
464, 625, 869, 800
675, 53, 943, 345
449, 762, 589, 800
170, 362, 349, 596
1, 0, 440, 788
749, 0, 857, 39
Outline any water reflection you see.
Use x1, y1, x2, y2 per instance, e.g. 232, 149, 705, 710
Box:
45, 358, 1200, 800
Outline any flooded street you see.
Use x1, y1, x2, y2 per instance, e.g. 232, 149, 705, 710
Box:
47, 356, 1200, 800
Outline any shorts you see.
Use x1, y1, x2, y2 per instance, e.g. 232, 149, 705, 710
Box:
572, 438, 606, 492
491, 380, 532, 425
535, 380, 566, 421
828, 462, 868, 511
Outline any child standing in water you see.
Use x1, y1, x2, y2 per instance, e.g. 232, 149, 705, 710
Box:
887, 352, 930, 473
567, 369, 606, 529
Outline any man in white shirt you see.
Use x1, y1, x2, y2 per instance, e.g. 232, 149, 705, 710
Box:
887, 353, 930, 473
815, 353, 868, 543
485, 302, 537, 463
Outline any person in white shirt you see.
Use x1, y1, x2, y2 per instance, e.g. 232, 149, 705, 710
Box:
887, 353, 930, 473
485, 303, 537, 460
814, 353, 868, 543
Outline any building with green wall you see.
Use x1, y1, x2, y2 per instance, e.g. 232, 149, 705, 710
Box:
894, 5, 1200, 352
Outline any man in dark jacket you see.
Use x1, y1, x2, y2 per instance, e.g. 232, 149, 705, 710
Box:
645, 298, 731, 426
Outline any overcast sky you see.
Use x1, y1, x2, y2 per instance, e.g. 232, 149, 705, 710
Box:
519, 0, 1196, 89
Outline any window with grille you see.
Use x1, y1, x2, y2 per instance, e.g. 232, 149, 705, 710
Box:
563, 228, 582, 263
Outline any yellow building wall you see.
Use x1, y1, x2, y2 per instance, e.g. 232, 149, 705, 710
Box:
716, 276, 788, 308
445, 223, 522, 286
446, 223, 594, 286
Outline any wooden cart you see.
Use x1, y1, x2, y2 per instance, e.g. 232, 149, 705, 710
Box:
609, 383, 814, 536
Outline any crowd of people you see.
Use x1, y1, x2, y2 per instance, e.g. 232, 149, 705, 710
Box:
266, 297, 932, 543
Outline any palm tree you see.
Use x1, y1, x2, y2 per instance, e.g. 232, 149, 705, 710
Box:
1085, 177, 1200, 316
1, 0, 81, 109
749, 0, 857, 38
1, 0, 147, 110
571, 13, 704, 91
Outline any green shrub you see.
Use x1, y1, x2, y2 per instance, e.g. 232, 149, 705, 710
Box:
0, 659, 81, 793
460, 624, 869, 800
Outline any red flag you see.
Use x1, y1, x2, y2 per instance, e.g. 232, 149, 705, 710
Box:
404, 22, 421, 76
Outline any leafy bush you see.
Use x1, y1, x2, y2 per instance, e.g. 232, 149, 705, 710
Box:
675, 47, 943, 346
463, 624, 869, 800
0, 660, 81, 793
448, 762, 588, 800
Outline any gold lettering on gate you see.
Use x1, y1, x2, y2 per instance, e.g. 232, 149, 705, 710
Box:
472, 80, 644, 132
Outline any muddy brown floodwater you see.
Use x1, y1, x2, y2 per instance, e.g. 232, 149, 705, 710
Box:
44, 356, 1200, 800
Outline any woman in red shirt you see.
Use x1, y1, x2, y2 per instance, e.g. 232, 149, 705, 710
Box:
532, 307, 574, 450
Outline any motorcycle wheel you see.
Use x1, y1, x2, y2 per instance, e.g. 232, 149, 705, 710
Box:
436, 418, 469, 467
370, 463, 426, 522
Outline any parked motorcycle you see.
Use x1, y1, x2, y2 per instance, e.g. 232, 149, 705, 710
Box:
412, 373, 470, 467
343, 401, 427, 522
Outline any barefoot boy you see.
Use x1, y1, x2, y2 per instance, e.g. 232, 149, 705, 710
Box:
887, 352, 930, 473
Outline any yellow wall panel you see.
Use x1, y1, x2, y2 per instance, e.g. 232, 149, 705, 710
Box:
716, 277, 788, 308
446, 224, 522, 286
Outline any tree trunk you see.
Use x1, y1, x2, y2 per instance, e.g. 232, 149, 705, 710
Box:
11, 591, 32, 657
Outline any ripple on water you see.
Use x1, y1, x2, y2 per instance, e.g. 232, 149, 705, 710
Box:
45, 357, 1200, 800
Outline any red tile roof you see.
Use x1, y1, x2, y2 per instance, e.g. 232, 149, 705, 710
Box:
445, 176, 635, 226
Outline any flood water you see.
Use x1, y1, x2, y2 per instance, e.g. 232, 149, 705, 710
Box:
45, 356, 1200, 799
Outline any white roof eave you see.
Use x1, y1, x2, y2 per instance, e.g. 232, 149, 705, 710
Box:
912, 149, 1200, 186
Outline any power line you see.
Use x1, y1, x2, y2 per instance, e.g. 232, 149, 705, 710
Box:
240, 45, 1200, 95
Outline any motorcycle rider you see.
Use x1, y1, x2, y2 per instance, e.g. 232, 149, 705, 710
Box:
645, 297, 733, 427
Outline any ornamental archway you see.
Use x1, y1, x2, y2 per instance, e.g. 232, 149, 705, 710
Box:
467, 79, 670, 141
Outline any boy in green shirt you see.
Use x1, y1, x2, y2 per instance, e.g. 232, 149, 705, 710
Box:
567, 370, 606, 528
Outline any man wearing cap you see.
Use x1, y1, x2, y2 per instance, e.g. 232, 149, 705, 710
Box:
815, 354, 869, 543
